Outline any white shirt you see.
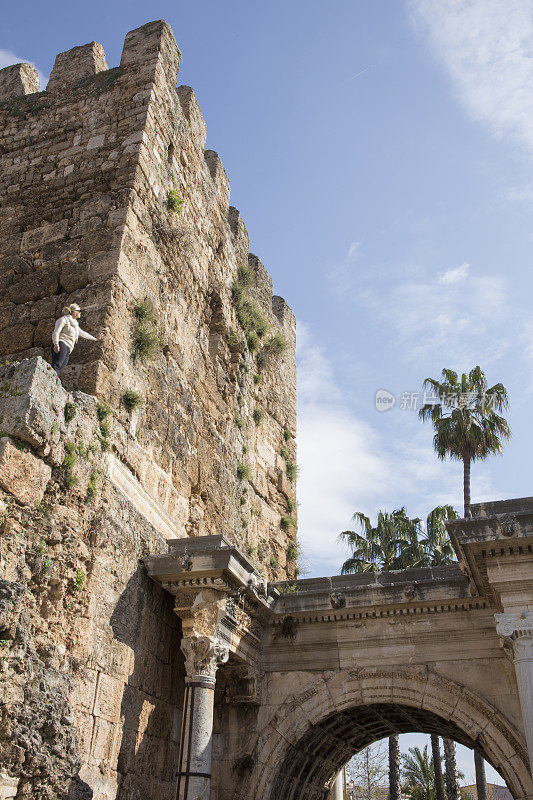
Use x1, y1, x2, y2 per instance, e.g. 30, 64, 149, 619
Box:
52, 315, 97, 351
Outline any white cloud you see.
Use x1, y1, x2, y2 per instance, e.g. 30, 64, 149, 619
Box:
0, 48, 48, 90
518, 319, 533, 396
438, 261, 470, 284
328, 247, 510, 369
297, 399, 387, 576
389, 270, 509, 367
327, 240, 363, 296
297, 321, 388, 575
295, 323, 498, 577
408, 0, 533, 152
506, 183, 533, 204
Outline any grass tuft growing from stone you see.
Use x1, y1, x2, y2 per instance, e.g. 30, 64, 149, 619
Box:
237, 463, 250, 480
64, 401, 76, 423
286, 462, 297, 483
167, 188, 183, 213
280, 515, 296, 531
132, 324, 159, 363
133, 298, 155, 323
122, 389, 143, 412
286, 540, 298, 560
96, 400, 112, 422
253, 407, 265, 426
72, 568, 85, 591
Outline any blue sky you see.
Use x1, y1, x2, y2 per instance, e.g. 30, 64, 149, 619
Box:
4, 0, 531, 785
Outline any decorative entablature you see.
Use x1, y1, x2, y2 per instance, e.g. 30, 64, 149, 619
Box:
447, 497, 533, 609
143, 498, 533, 668
143, 534, 279, 666
270, 564, 476, 621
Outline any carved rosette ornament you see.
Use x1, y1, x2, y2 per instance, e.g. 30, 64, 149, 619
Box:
181, 635, 229, 683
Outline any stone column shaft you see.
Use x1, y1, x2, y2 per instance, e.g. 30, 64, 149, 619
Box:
176, 635, 229, 800
495, 612, 533, 775
177, 676, 216, 800
328, 771, 344, 800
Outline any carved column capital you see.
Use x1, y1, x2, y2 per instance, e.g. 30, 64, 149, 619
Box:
174, 586, 228, 639
181, 635, 229, 683
495, 612, 533, 661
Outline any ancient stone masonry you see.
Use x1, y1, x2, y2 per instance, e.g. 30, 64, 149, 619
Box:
0, 358, 186, 800
2, 18, 533, 800
0, 19, 296, 800
0, 19, 298, 582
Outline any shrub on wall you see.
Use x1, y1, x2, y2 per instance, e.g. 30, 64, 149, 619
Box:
122, 389, 143, 412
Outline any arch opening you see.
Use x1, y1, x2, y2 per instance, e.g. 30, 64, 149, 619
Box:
269, 703, 499, 800
252, 667, 532, 800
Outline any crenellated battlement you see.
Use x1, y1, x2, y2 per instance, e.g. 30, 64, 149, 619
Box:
0, 17, 297, 584
0, 19, 297, 798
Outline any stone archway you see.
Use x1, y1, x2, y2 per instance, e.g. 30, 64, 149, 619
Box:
248, 667, 533, 800
144, 508, 533, 800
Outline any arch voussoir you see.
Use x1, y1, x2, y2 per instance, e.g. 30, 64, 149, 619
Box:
248, 666, 533, 800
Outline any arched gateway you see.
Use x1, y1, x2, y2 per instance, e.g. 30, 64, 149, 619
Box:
253, 668, 530, 800
143, 497, 533, 800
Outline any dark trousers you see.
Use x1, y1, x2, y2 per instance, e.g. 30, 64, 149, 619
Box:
51, 342, 71, 375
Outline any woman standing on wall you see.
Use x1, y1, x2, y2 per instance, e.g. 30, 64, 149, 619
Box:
51, 303, 102, 375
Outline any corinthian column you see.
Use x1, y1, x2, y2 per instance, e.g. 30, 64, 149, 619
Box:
495, 612, 533, 774
176, 635, 229, 800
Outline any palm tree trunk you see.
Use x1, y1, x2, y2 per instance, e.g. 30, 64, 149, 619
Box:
389, 735, 401, 800
431, 735, 445, 800
474, 751, 488, 800
443, 739, 460, 800
463, 457, 471, 517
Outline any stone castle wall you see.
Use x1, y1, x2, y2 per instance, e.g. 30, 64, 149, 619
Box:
0, 20, 298, 800
0, 19, 297, 579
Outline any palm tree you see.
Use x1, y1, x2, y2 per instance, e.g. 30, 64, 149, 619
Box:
443, 739, 460, 800
431, 736, 445, 800
421, 505, 458, 794
474, 752, 488, 800
418, 367, 510, 517
401, 745, 435, 800
419, 368, 509, 792
339, 508, 423, 575
389, 737, 401, 800
420, 506, 458, 565
339, 508, 423, 800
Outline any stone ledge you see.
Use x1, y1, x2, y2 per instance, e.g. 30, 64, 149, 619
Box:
105, 452, 181, 540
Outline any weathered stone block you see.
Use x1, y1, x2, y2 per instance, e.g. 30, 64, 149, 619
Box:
4, 267, 59, 305
0, 63, 39, 99
177, 86, 207, 150
93, 672, 125, 723
121, 20, 181, 87
0, 357, 65, 447
0, 323, 33, 356
47, 42, 108, 93
0, 772, 20, 800
60, 261, 89, 292
32, 318, 55, 348
20, 220, 68, 252
0, 437, 51, 505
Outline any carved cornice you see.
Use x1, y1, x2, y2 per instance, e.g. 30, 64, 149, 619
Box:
181, 635, 229, 683
271, 598, 489, 628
